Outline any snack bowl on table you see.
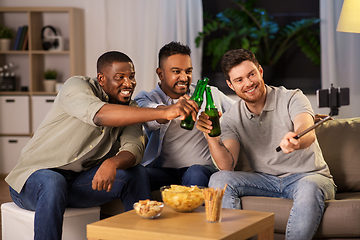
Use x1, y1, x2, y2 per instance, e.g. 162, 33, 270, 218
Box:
160, 185, 205, 212
133, 200, 164, 219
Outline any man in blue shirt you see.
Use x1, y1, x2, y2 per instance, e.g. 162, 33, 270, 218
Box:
135, 42, 235, 191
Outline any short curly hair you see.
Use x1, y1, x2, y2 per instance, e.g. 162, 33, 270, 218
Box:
97, 51, 133, 74
158, 42, 191, 68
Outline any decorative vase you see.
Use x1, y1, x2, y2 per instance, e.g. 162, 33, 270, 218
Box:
0, 39, 11, 51
43, 79, 57, 92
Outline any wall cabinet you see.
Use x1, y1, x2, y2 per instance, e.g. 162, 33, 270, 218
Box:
0, 136, 30, 174
0, 7, 85, 173
0, 95, 30, 134
31, 95, 56, 132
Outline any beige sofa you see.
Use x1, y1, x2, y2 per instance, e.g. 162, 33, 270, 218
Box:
238, 117, 360, 239
101, 117, 360, 239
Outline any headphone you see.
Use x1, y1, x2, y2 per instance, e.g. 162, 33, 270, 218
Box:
41, 26, 59, 50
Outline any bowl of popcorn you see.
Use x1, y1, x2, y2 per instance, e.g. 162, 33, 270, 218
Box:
160, 185, 205, 212
133, 199, 164, 219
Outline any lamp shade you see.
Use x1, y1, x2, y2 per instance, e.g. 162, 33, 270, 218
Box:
337, 0, 360, 33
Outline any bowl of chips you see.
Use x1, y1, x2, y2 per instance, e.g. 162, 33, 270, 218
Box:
160, 185, 205, 212
133, 199, 164, 219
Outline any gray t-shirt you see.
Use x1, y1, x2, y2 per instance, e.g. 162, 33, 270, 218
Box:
159, 99, 213, 168
220, 85, 332, 178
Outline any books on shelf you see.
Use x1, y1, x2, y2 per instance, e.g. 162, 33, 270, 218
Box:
12, 25, 28, 51
18, 26, 28, 50
21, 27, 28, 50
13, 26, 23, 50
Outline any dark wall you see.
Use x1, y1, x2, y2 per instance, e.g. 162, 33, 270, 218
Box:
200, 0, 321, 94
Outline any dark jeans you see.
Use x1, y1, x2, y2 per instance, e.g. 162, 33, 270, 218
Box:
9, 164, 151, 240
146, 164, 217, 191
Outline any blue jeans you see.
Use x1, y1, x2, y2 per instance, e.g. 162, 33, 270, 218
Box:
146, 164, 217, 191
9, 164, 151, 240
209, 171, 336, 240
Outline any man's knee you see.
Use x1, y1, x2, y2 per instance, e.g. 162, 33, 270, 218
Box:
13, 169, 68, 209
29, 169, 67, 192
186, 165, 208, 175
295, 175, 335, 202
209, 170, 232, 188
115, 165, 149, 185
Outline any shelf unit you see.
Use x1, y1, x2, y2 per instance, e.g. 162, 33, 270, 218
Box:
0, 7, 85, 174
0, 7, 85, 95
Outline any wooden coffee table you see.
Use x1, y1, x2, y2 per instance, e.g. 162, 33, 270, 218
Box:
87, 206, 274, 240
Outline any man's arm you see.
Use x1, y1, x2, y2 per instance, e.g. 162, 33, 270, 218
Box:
93, 97, 198, 127
92, 119, 145, 192
196, 112, 240, 170
58, 77, 198, 127
278, 112, 316, 153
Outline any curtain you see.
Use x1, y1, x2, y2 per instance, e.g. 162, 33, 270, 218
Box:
320, 0, 360, 118
104, 0, 203, 96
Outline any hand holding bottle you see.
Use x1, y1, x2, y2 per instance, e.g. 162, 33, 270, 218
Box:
180, 77, 209, 130
161, 95, 199, 121
204, 86, 221, 137
196, 111, 222, 136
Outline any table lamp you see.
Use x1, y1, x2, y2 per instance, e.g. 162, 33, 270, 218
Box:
337, 0, 360, 33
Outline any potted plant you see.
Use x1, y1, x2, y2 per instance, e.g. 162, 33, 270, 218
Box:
0, 25, 14, 51
196, 0, 320, 83
43, 69, 58, 92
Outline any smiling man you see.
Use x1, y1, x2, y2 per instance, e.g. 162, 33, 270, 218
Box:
5, 51, 199, 240
196, 49, 336, 239
135, 42, 235, 191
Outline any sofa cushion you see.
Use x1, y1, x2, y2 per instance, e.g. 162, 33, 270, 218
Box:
241, 195, 360, 238
241, 196, 291, 233
315, 117, 360, 192
317, 198, 360, 238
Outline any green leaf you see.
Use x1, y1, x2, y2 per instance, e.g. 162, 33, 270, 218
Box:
196, 1, 321, 70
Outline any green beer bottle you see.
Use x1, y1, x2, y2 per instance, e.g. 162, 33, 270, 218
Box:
180, 77, 209, 130
205, 86, 221, 137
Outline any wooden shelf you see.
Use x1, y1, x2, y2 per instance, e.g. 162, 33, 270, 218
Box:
0, 7, 84, 136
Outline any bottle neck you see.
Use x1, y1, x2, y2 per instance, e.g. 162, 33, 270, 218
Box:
205, 87, 216, 109
190, 79, 208, 103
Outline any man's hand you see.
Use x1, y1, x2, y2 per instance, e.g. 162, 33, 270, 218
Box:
92, 159, 117, 192
196, 111, 212, 134
278, 112, 316, 153
278, 132, 300, 154
196, 111, 222, 135
162, 95, 199, 121
92, 151, 135, 192
315, 114, 333, 123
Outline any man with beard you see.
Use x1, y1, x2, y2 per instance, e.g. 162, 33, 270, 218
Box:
196, 49, 336, 239
134, 42, 235, 191
5, 51, 199, 240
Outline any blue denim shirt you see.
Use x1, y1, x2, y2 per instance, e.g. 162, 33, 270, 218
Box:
134, 83, 235, 167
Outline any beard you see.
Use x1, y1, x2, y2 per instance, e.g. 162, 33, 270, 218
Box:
237, 79, 266, 103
